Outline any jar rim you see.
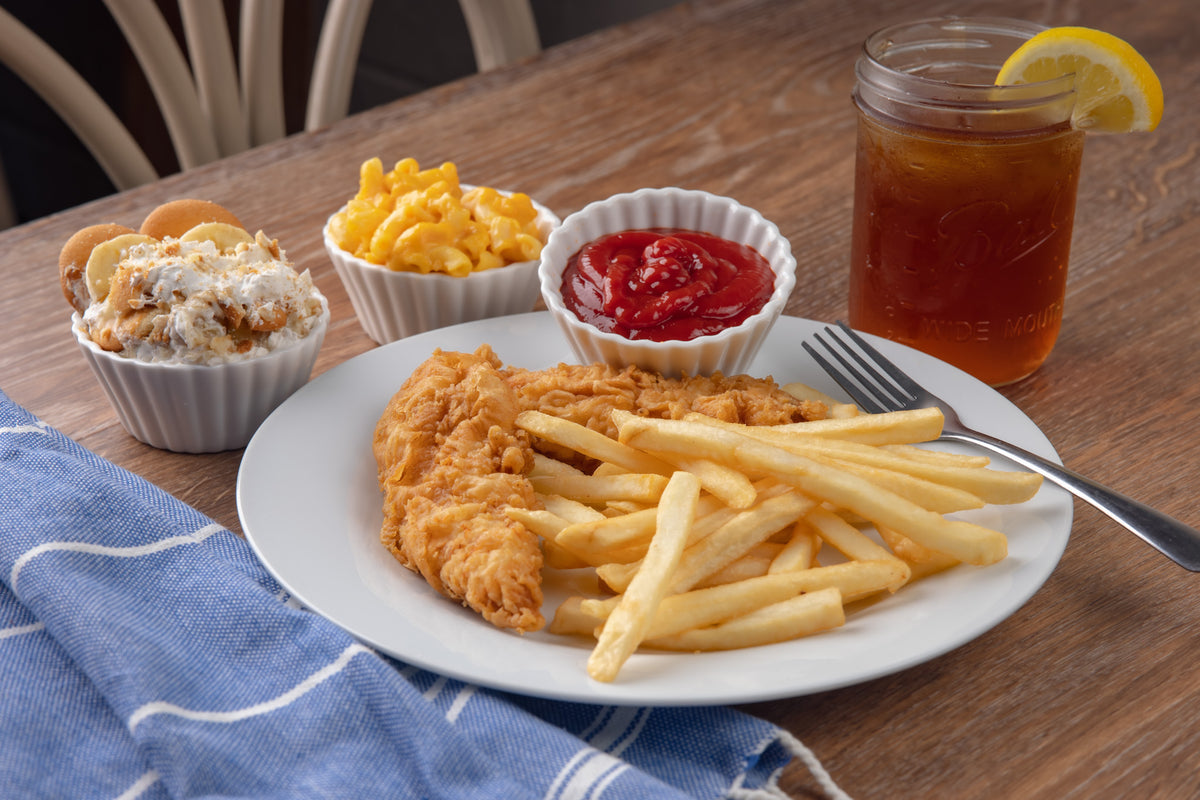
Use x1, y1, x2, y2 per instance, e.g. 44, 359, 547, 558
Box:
859, 16, 1076, 104
854, 15, 1078, 129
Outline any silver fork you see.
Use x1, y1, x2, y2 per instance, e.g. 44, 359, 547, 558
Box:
802, 321, 1200, 571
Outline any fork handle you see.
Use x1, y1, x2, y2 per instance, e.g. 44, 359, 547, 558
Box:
941, 429, 1200, 571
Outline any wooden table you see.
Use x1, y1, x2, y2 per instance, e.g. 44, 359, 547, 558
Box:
3, 0, 1197, 796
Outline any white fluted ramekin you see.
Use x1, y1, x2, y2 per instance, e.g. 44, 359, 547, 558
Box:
71, 310, 328, 453
323, 192, 560, 344
538, 187, 797, 377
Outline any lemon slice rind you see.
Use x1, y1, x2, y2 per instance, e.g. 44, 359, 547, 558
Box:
995, 26, 1163, 134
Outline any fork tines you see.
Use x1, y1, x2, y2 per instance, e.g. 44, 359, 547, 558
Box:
801, 321, 918, 414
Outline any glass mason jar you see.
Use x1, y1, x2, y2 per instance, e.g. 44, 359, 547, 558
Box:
848, 17, 1085, 386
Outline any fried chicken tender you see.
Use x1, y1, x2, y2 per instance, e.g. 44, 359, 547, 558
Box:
373, 345, 827, 632
373, 346, 544, 632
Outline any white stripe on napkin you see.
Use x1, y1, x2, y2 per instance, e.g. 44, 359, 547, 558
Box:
445, 684, 476, 723
113, 769, 160, 800
0, 421, 50, 436
587, 705, 649, 756
9, 523, 223, 590
568, 753, 627, 800
423, 674, 449, 701
544, 706, 648, 800
0, 621, 45, 640
585, 758, 627, 800
127, 642, 370, 733
546, 749, 590, 800
419, 674, 477, 723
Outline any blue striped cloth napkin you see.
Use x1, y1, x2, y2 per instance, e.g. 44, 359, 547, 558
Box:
0, 389, 846, 800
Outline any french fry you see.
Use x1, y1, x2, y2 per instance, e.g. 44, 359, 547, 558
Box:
877, 525, 960, 580
685, 407, 943, 445
769, 517, 820, 573
682, 543, 785, 590
603, 500, 649, 515
552, 519, 653, 566
555, 538, 650, 568
557, 506, 658, 552
818, 459, 985, 514
516, 410, 674, 475
531, 451, 586, 477
537, 493, 606, 524
599, 489, 815, 594
669, 491, 815, 592
682, 414, 1039, 505
505, 507, 568, 539
548, 596, 601, 636
805, 506, 903, 564
798, 558, 910, 600
555, 491, 732, 555
880, 443, 991, 469
692, 550, 774, 588
531, 473, 669, 505
781, 381, 843, 407
774, 436, 1041, 505
505, 507, 590, 569
773, 407, 943, 442
544, 540, 592, 570
532, 494, 624, 570
521, 388, 1038, 679
648, 452, 757, 508
904, 556, 961, 582
643, 587, 846, 651
582, 559, 907, 642
587, 471, 701, 682
614, 412, 1007, 566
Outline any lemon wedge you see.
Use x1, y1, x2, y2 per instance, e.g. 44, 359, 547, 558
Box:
995, 26, 1163, 133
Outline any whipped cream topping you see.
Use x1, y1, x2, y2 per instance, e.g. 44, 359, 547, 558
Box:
82, 232, 328, 364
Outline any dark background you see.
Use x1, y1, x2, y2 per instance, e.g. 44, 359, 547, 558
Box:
0, 0, 675, 227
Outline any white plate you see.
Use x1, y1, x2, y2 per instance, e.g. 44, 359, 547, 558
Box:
237, 313, 1072, 706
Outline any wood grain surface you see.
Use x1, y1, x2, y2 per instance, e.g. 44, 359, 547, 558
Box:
2, 1, 1198, 797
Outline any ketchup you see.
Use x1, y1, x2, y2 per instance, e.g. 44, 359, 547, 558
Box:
559, 229, 775, 342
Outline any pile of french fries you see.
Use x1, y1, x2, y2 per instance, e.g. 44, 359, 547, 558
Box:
507, 386, 1043, 683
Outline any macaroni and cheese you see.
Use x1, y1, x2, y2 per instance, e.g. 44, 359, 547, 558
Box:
329, 158, 546, 276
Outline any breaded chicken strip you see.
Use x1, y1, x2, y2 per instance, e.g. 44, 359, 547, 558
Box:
373, 346, 827, 632
373, 346, 543, 632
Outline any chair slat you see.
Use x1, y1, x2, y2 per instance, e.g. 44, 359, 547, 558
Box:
179, 0, 250, 157
0, 6, 158, 190
103, 0, 221, 169
306, 0, 375, 132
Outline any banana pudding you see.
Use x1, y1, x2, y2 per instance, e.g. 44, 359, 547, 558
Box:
60, 199, 329, 452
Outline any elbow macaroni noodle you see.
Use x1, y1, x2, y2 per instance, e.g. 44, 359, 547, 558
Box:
329, 158, 546, 276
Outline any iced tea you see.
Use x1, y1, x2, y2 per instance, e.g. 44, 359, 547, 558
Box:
848, 18, 1085, 386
